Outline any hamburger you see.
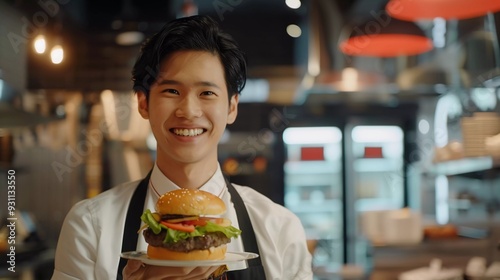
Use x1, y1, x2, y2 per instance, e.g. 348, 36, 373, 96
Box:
140, 189, 242, 260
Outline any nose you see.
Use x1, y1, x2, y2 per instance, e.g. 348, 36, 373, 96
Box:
175, 95, 202, 119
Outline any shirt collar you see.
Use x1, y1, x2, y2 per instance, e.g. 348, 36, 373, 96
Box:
149, 163, 227, 198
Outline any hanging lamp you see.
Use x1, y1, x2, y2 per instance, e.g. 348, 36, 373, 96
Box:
339, 17, 433, 57
386, 0, 500, 21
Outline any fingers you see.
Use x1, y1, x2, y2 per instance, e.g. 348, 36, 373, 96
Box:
180, 266, 220, 280
122, 261, 221, 280
158, 266, 196, 279
122, 260, 145, 280
154, 266, 206, 280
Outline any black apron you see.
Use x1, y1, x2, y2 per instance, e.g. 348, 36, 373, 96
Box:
117, 173, 266, 280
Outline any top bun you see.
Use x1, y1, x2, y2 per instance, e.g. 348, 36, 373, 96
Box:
156, 189, 226, 216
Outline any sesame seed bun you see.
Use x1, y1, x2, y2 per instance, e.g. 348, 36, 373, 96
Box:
155, 189, 226, 216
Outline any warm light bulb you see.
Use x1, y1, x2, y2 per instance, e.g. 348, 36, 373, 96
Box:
50, 45, 64, 64
34, 34, 46, 54
341, 67, 359, 91
286, 24, 301, 38
285, 0, 301, 9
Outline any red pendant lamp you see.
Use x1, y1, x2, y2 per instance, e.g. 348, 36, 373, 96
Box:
339, 17, 433, 57
386, 0, 500, 21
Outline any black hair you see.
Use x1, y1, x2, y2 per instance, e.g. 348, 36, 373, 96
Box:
131, 15, 247, 101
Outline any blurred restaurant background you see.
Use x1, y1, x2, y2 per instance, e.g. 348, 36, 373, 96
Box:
1, 0, 500, 279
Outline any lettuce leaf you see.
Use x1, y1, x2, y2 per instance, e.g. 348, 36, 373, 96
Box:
162, 221, 242, 243
203, 221, 242, 238
140, 209, 242, 244
140, 209, 161, 234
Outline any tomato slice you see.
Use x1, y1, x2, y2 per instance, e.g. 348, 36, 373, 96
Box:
161, 217, 231, 230
165, 216, 198, 223
183, 219, 207, 226
160, 221, 195, 233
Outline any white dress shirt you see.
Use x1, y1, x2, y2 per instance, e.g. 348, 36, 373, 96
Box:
52, 164, 313, 280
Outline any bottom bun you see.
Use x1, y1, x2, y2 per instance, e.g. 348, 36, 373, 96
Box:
147, 245, 227, 261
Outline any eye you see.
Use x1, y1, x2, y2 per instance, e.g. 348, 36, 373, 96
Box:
161, 89, 179, 94
201, 91, 216, 96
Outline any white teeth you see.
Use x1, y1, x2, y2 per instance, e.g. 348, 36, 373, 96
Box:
173, 128, 204, 137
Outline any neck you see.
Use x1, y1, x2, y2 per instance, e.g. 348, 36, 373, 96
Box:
156, 159, 218, 189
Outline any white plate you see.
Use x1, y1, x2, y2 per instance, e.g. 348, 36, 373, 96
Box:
121, 251, 259, 267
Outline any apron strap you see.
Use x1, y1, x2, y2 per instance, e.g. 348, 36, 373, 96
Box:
116, 171, 151, 280
224, 178, 263, 267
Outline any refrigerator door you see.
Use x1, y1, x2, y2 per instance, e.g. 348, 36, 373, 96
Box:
283, 127, 343, 268
345, 125, 405, 264
349, 125, 405, 212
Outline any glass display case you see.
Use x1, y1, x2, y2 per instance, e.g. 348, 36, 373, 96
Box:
349, 125, 405, 213
283, 127, 343, 266
344, 125, 406, 267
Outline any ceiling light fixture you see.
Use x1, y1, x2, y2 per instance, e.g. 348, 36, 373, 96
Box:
386, 0, 500, 21
50, 44, 64, 64
339, 17, 433, 57
33, 34, 47, 54
286, 24, 302, 38
285, 0, 301, 9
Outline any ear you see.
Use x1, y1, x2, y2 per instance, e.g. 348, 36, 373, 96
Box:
137, 91, 149, 119
227, 94, 239, 125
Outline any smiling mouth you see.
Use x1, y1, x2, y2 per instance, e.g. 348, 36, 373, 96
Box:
171, 128, 205, 137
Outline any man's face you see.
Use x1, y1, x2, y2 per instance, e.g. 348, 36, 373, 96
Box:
137, 50, 238, 166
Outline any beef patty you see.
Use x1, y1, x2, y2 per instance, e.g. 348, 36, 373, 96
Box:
143, 229, 231, 252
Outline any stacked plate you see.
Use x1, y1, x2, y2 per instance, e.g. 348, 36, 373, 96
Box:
461, 112, 500, 157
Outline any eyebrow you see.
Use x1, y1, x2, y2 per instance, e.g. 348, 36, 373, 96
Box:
156, 79, 223, 90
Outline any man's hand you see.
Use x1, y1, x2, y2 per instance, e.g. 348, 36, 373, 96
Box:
123, 260, 220, 280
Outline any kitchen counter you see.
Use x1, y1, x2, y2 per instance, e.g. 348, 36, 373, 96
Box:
314, 233, 499, 280
369, 236, 497, 280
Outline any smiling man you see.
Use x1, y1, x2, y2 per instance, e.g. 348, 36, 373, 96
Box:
52, 15, 313, 280
139, 50, 238, 188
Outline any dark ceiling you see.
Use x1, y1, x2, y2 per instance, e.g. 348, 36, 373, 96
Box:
11, 0, 362, 63
7, 0, 366, 91
10, 0, 494, 93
